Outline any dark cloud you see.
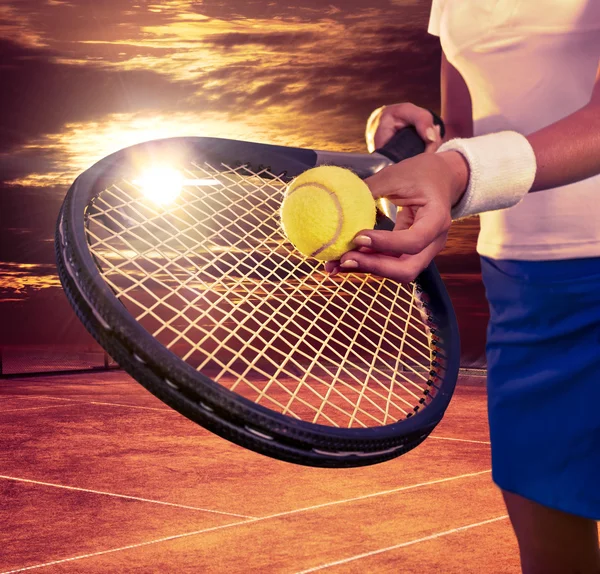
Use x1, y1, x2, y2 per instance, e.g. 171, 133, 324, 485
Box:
0, 27, 441, 161
1, 0, 195, 44
205, 30, 317, 49
0, 185, 65, 264
0, 38, 199, 153
0, 147, 62, 184
188, 0, 429, 22
0, 0, 440, 155
195, 24, 441, 146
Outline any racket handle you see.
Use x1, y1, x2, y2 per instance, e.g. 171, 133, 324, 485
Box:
374, 110, 445, 163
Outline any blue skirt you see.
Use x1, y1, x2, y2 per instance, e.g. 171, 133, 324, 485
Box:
480, 255, 600, 520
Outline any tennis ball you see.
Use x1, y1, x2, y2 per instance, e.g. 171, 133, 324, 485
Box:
280, 166, 376, 261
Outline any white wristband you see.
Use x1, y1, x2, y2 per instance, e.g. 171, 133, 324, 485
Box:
437, 131, 537, 220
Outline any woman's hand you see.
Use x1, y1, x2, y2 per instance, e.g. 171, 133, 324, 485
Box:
325, 151, 469, 282
365, 102, 443, 154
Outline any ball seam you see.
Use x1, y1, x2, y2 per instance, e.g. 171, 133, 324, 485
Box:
286, 181, 343, 258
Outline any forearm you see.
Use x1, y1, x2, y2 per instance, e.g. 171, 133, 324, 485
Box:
528, 102, 600, 192
440, 53, 473, 142
442, 123, 473, 143
439, 101, 600, 208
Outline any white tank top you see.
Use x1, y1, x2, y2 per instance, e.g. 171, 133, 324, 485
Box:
429, 0, 600, 260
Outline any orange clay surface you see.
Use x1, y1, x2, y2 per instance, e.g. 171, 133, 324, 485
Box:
0, 372, 529, 573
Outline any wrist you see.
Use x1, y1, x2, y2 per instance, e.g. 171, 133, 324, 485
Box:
438, 151, 470, 207
437, 132, 537, 220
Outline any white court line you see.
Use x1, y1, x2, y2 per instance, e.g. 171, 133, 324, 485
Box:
0, 520, 256, 574
429, 436, 491, 445
0, 469, 492, 574
0, 405, 75, 414
261, 469, 491, 520
296, 515, 509, 573
0, 475, 254, 519
458, 369, 487, 377
4, 395, 170, 413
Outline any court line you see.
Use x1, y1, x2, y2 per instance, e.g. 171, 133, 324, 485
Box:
428, 436, 491, 445
458, 369, 487, 377
0, 469, 492, 573
261, 469, 491, 519
295, 515, 509, 573
3, 395, 171, 413
0, 521, 257, 574
0, 475, 254, 519
0, 405, 76, 414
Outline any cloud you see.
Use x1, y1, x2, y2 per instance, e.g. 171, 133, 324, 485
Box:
0, 38, 202, 155
181, 0, 430, 22
0, 2, 442, 183
0, 185, 64, 265
204, 30, 317, 49
0, 262, 60, 300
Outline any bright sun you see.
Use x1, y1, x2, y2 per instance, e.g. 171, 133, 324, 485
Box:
133, 166, 221, 206
134, 166, 186, 206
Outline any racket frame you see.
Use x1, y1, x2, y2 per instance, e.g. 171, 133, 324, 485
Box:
56, 136, 460, 468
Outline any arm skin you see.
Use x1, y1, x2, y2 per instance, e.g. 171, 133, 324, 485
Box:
442, 55, 600, 204
436, 52, 474, 205
440, 52, 473, 142
528, 65, 600, 192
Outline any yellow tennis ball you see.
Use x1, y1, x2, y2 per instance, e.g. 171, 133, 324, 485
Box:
280, 166, 376, 261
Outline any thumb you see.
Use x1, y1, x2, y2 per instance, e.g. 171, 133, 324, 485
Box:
373, 117, 409, 151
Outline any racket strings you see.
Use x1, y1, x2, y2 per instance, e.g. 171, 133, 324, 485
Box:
90, 179, 436, 428
243, 275, 418, 425
86, 160, 441, 427
88, 174, 428, 377
90, 198, 431, 386
89, 198, 425, 426
90, 198, 432, 404
90, 165, 426, 368
88, 213, 436, 428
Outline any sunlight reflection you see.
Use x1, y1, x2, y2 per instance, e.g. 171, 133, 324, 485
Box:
133, 166, 184, 205
8, 112, 286, 187
132, 166, 220, 205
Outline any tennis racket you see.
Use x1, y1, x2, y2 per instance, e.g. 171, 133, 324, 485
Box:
55, 113, 460, 468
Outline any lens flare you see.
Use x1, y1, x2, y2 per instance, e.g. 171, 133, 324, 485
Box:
133, 167, 221, 206
134, 166, 185, 206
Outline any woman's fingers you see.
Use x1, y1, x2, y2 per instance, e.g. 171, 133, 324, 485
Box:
372, 114, 409, 152
366, 103, 442, 153
424, 124, 443, 154
322, 138, 459, 282
337, 235, 447, 283
354, 202, 451, 257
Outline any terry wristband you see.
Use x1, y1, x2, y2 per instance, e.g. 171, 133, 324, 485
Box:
437, 131, 537, 220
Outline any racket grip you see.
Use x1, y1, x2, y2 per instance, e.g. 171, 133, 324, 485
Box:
374, 110, 445, 163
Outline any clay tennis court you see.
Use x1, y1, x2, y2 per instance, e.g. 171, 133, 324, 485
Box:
1, 369, 530, 573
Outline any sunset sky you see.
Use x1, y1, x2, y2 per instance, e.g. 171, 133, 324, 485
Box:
0, 0, 485, 364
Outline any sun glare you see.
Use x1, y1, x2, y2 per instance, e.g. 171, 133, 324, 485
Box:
134, 166, 185, 205
133, 166, 221, 206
